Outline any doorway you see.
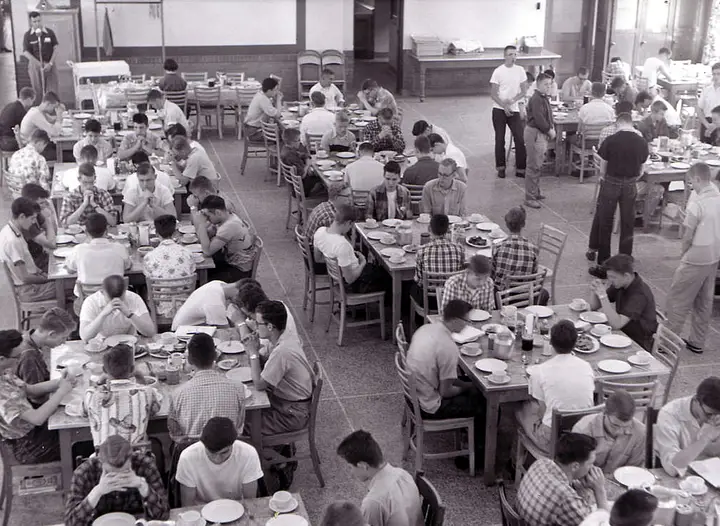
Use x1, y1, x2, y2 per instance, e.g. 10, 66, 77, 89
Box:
0, 0, 18, 105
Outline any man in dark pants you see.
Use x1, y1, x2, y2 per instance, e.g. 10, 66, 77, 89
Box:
588, 113, 649, 278
490, 45, 528, 179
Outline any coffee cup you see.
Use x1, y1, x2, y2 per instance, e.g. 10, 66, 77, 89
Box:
271, 490, 295, 511
316, 150, 328, 159
684, 475, 706, 493
461, 342, 481, 356
570, 298, 587, 310
176, 510, 204, 526
594, 324, 612, 336
489, 371, 509, 383
469, 213, 483, 222
366, 218, 377, 228
87, 340, 104, 353
419, 213, 430, 222
635, 350, 652, 364
381, 234, 395, 243
390, 254, 404, 264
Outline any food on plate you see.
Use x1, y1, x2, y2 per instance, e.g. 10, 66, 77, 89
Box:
466, 235, 488, 248
575, 334, 595, 353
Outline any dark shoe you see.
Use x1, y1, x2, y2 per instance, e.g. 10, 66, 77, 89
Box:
0, 48, 11, 53
586, 249, 597, 262
588, 265, 607, 279
454, 455, 484, 472
537, 194, 546, 200
515, 170, 526, 179
684, 339, 703, 354
524, 199, 541, 209
497, 169, 506, 179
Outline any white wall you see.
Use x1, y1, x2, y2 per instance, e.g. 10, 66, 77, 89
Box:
403, 0, 546, 49
305, 0, 353, 51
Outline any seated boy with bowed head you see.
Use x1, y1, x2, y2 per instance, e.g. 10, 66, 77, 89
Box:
280, 127, 323, 197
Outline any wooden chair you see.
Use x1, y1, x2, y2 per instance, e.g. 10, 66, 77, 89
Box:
325, 257, 386, 345
410, 269, 462, 335
498, 480, 525, 526
74, 281, 105, 316
249, 236, 264, 280
395, 351, 475, 475
396, 322, 408, 357
130, 73, 146, 83
3, 169, 23, 199
193, 85, 223, 140
283, 162, 322, 229
351, 190, 370, 218
321, 49, 346, 89
295, 225, 330, 323
0, 150, 12, 186
146, 275, 198, 327
262, 361, 325, 487
645, 406, 660, 469
181, 72, 208, 83
226, 72, 245, 85
305, 132, 325, 154
165, 89, 188, 115
416, 471, 446, 526
598, 379, 659, 420
651, 324, 682, 406
515, 404, 604, 482
240, 122, 268, 176
503, 270, 547, 308
570, 121, 611, 182
536, 225, 567, 303
404, 183, 425, 215
297, 50, 322, 100
125, 86, 151, 107
3, 262, 58, 331
257, 120, 279, 184
236, 85, 260, 140
149, 75, 162, 84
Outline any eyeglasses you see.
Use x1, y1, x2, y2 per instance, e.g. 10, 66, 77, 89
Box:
696, 397, 720, 419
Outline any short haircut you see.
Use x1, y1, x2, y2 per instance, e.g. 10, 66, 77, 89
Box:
310, 91, 326, 107
550, 319, 578, 353
591, 82, 606, 98
543, 69, 556, 79
29, 11, 40, 18
535, 72, 549, 84
377, 107, 394, 121
188, 175, 215, 193
200, 194, 227, 212
616, 112, 633, 125
384, 160, 401, 175
650, 100, 667, 113
334, 203, 357, 224
321, 67, 335, 76
604, 254, 634, 275
42, 91, 60, 104
357, 141, 374, 155
19, 87, 36, 100
98, 435, 132, 468
635, 91, 653, 105
526, 71, 536, 83
130, 151, 150, 166
236, 285, 268, 312
0, 329, 24, 358
658, 47, 671, 55
320, 501, 365, 526
78, 162, 96, 179
200, 417, 238, 453
256, 300, 287, 332
336, 430, 384, 467
79, 144, 99, 163
361, 78, 379, 91
606, 390, 636, 422
166, 123, 187, 138
414, 135, 431, 154
136, 162, 155, 177
688, 162, 712, 182
712, 62, 720, 73
555, 432, 597, 465
153, 214, 177, 239
577, 66, 589, 76
282, 127, 301, 143
411, 120, 430, 136
615, 101, 634, 116
327, 181, 350, 200
443, 299, 472, 322
440, 158, 458, 171
30, 129, 49, 144
468, 255, 491, 275
132, 112, 149, 126
103, 275, 127, 299
21, 182, 49, 201
696, 376, 720, 412
262, 77, 279, 92
426, 132, 445, 147
187, 333, 217, 369
147, 89, 164, 102
503, 45, 517, 53
163, 58, 179, 71
504, 206, 526, 233
84, 119, 102, 133
85, 213, 108, 238
610, 489, 659, 526
610, 76, 627, 90
610, 56, 622, 63
39, 308, 75, 333
11, 197, 37, 218
430, 214, 449, 236
171, 135, 191, 152
103, 344, 134, 379
713, 105, 720, 116
335, 110, 350, 123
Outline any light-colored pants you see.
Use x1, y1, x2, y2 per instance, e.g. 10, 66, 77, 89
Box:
665, 260, 718, 349
523, 126, 548, 200
28, 60, 59, 104
515, 400, 551, 453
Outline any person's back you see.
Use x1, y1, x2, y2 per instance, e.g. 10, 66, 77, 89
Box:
171, 280, 229, 330
597, 130, 648, 180
403, 157, 439, 186
362, 463, 424, 526
314, 225, 354, 263
345, 146, 385, 191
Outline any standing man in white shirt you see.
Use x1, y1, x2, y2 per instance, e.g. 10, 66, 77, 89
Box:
664, 163, 720, 354
490, 45, 528, 179
309, 68, 344, 110
640, 48, 673, 95
299, 91, 335, 147
697, 62, 720, 143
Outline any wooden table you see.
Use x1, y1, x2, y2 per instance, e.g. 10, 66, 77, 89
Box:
355, 218, 501, 340
46, 493, 310, 525
46, 221, 214, 309
409, 49, 561, 102
48, 333, 270, 494
311, 151, 414, 186
431, 304, 671, 485
657, 78, 705, 108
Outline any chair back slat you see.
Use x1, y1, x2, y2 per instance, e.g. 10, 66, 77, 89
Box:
422, 269, 462, 316
505, 270, 547, 306
226, 72, 245, 84
579, 121, 612, 140
651, 324, 682, 405
599, 379, 659, 413
496, 282, 534, 309
125, 87, 150, 105
130, 74, 146, 83
236, 86, 260, 107
250, 236, 263, 280
193, 86, 221, 103
498, 481, 525, 526
645, 406, 659, 468
146, 275, 197, 325
548, 404, 604, 457
415, 471, 446, 526
351, 190, 369, 210
537, 224, 567, 257
165, 90, 188, 112
181, 72, 209, 82
325, 256, 348, 303
395, 322, 408, 357
394, 351, 424, 432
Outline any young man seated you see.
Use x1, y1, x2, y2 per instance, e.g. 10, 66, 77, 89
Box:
515, 320, 595, 452
20, 183, 57, 272
72, 118, 113, 164
59, 163, 116, 227
122, 162, 176, 222
402, 136, 439, 187
440, 254, 494, 312
411, 119, 452, 146
176, 417, 263, 505
188, 174, 237, 214
708, 105, 720, 146
310, 68, 345, 110
82, 344, 162, 447
9, 128, 51, 190
420, 159, 467, 216
305, 181, 352, 244
637, 100, 679, 142
123, 150, 173, 193
61, 145, 116, 192
65, 435, 169, 526
492, 206, 539, 290
344, 141, 385, 192
229, 280, 300, 345
356, 78, 398, 117
588, 254, 658, 351
169, 135, 218, 185
147, 88, 188, 130
244, 77, 283, 141
366, 161, 412, 221
320, 110, 356, 153
580, 488, 658, 526
79, 275, 156, 341
171, 279, 245, 330
281, 127, 323, 196
299, 91, 335, 147
0, 87, 35, 152
117, 113, 164, 161
428, 133, 467, 182
158, 58, 188, 93
320, 502, 366, 526
144, 214, 196, 281
363, 107, 405, 154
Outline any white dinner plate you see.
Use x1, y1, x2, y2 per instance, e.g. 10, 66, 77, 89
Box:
477, 222, 499, 231
56, 234, 75, 245
217, 358, 238, 370
282, 119, 300, 127
460, 344, 483, 357
316, 160, 336, 168
614, 466, 655, 487
73, 112, 92, 119
467, 214, 486, 223
202, 499, 245, 523
379, 237, 395, 245
53, 247, 75, 258
178, 225, 195, 234
600, 334, 633, 348
597, 359, 632, 374
148, 122, 162, 130
488, 230, 507, 239
487, 375, 511, 385
336, 152, 356, 159
227, 367, 253, 383
57, 354, 90, 368
353, 121, 368, 127
579, 311, 608, 324
628, 354, 651, 366
382, 218, 403, 227
670, 162, 691, 170
184, 243, 204, 253
447, 215, 462, 224
266, 515, 309, 526
104, 334, 138, 347
380, 247, 404, 258
367, 231, 387, 240
64, 225, 84, 234
706, 159, 720, 167
468, 309, 491, 322
91, 512, 136, 526
322, 170, 343, 177
217, 340, 245, 354
416, 216, 431, 224
64, 402, 83, 417
525, 306, 554, 318
475, 358, 508, 373
181, 234, 198, 244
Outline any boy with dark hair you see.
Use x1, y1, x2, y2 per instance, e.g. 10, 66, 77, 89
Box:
158, 58, 188, 92
281, 127, 323, 196
403, 135, 439, 186
20, 182, 56, 271
117, 112, 164, 160
309, 68, 344, 110
143, 214, 196, 281
73, 118, 112, 163
244, 77, 282, 140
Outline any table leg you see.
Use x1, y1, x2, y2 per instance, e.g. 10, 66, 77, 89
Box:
59, 429, 74, 494
56, 143, 63, 163
391, 273, 401, 342
55, 280, 66, 309
643, 192, 652, 233
419, 65, 427, 102
249, 410, 263, 452
174, 194, 182, 216
483, 395, 501, 485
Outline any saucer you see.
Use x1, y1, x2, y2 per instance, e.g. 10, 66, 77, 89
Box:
487, 375, 511, 385
269, 496, 299, 513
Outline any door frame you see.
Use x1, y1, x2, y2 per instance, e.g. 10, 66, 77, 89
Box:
393, 0, 404, 93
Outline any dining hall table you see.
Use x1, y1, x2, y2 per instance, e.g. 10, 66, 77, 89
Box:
46, 219, 215, 309
47, 329, 270, 494
429, 304, 671, 485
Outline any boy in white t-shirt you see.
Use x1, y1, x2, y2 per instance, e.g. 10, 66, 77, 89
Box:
641, 47, 673, 93
61, 144, 116, 192
176, 417, 263, 505
309, 68, 344, 110
490, 45, 528, 179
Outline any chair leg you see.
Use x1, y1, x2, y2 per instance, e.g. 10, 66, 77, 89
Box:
217, 109, 223, 139
467, 422, 476, 477
285, 189, 293, 230
309, 278, 317, 323
337, 302, 346, 346
378, 299, 386, 340
415, 428, 424, 475
302, 272, 310, 313
325, 289, 334, 333
240, 139, 249, 175
2, 462, 12, 526
309, 435, 325, 487
401, 409, 410, 461
514, 437, 525, 483
409, 305, 416, 337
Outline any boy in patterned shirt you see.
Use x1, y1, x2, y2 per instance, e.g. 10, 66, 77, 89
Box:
144, 214, 196, 280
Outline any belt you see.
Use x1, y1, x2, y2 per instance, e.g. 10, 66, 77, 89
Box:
603, 175, 638, 186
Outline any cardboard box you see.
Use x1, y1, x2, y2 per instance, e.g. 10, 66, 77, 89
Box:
12, 461, 63, 496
